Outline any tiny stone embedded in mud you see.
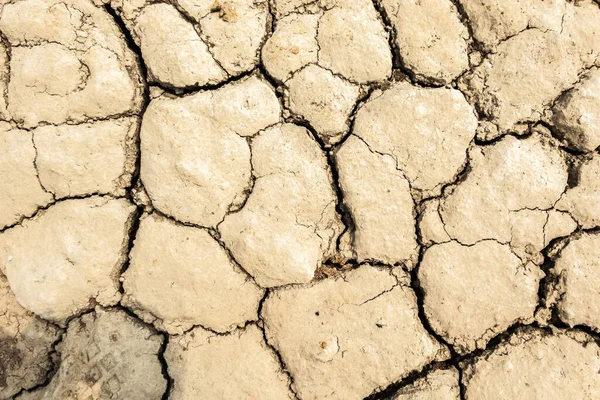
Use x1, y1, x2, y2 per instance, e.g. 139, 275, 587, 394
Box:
0, 0, 599, 399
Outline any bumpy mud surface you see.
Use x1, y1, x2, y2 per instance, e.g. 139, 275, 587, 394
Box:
1, 0, 600, 399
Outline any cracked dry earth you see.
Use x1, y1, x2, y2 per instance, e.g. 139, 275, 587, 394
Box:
1, 0, 600, 400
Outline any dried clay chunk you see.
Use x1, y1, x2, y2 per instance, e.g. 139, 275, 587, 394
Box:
507, 208, 577, 264
0, 274, 61, 399
33, 117, 138, 199
418, 199, 451, 247
262, 266, 448, 400
316, 0, 392, 84
0, 197, 136, 324
556, 153, 600, 229
380, 0, 469, 84
197, 0, 269, 75
165, 325, 293, 399
419, 241, 542, 353
19, 308, 166, 400
0, 0, 144, 128
459, 0, 600, 135
334, 82, 477, 264
262, 0, 392, 145
114, 0, 268, 88
285, 64, 360, 145
141, 76, 280, 227
463, 328, 600, 399
392, 367, 461, 400
352, 82, 477, 196
0, 123, 53, 230
265, 0, 393, 84
219, 123, 342, 287
132, 3, 227, 87
440, 133, 568, 246
550, 67, 600, 152
459, 0, 566, 49
261, 13, 319, 82
552, 233, 600, 331
122, 213, 263, 334
335, 135, 417, 265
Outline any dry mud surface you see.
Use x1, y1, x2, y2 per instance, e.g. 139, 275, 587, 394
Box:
1, 0, 600, 399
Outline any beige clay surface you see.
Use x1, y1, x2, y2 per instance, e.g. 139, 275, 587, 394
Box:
0, 0, 599, 399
